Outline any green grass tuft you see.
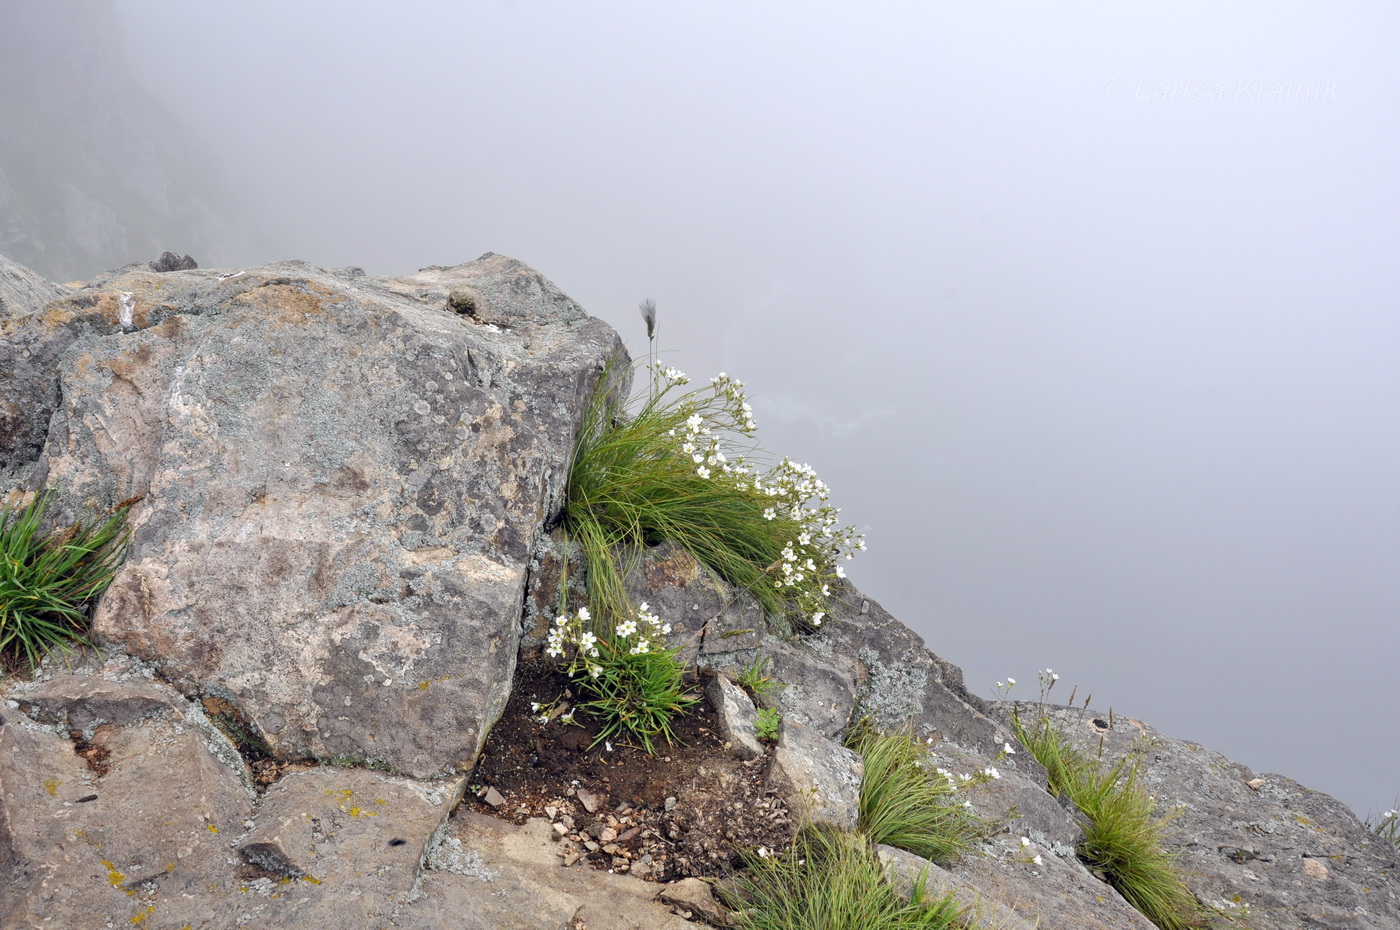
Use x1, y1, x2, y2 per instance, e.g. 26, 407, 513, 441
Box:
561, 358, 860, 634
846, 720, 986, 865
722, 827, 972, 930
0, 491, 132, 671
563, 362, 793, 623
1010, 706, 1208, 930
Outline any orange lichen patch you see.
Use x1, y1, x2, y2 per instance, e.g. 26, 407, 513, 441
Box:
643, 548, 702, 589
231, 282, 340, 327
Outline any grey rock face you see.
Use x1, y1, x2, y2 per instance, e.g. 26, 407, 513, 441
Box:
0, 253, 70, 320
1014, 703, 1400, 930
706, 672, 765, 761
8, 252, 620, 778
0, 666, 256, 929
148, 251, 197, 272
0, 255, 86, 478
878, 844, 1043, 930
403, 811, 696, 930
768, 719, 864, 830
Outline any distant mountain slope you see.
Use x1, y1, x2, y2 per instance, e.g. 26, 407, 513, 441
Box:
0, 0, 271, 281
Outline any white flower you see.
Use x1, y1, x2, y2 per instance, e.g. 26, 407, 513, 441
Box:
1006, 677, 1016, 686
616, 619, 639, 638
1032, 854, 1043, 866
1003, 742, 1016, 755
983, 767, 1001, 780
577, 607, 590, 622
1020, 836, 1031, 848
696, 465, 710, 479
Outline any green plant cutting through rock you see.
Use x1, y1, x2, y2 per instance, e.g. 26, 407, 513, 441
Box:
544, 300, 866, 753
0, 491, 133, 671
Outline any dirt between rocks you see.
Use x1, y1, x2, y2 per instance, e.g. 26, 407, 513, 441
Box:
469, 660, 795, 883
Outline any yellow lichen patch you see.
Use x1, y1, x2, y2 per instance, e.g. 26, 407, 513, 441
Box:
206, 824, 219, 833
302, 876, 323, 885
417, 673, 463, 691
102, 860, 125, 886
43, 778, 60, 796
326, 789, 354, 803
346, 805, 379, 818
130, 904, 155, 924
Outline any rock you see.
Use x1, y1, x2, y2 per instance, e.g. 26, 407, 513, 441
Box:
402, 811, 695, 930
707, 673, 764, 761
148, 251, 197, 272
878, 844, 1041, 930
767, 719, 863, 830
11, 253, 620, 778
1020, 703, 1400, 930
0, 252, 69, 320
0, 664, 256, 929
235, 767, 453, 926
623, 541, 766, 668
659, 876, 732, 925
936, 835, 1159, 929
826, 589, 1006, 753
0, 260, 102, 477
4, 250, 1397, 928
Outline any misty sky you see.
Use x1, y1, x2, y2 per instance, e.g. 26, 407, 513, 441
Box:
104, 2, 1398, 816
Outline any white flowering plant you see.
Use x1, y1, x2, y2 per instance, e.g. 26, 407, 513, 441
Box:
562, 356, 865, 634
544, 603, 697, 755
1370, 806, 1400, 849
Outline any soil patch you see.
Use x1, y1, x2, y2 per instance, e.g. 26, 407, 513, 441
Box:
469, 659, 794, 882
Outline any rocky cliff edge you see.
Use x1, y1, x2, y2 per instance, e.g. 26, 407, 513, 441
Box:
1, 252, 1396, 929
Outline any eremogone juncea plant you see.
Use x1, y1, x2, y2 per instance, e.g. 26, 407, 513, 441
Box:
0, 491, 133, 671
561, 356, 865, 634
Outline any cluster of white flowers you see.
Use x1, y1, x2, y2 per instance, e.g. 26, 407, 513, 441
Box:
650, 364, 865, 629
545, 603, 674, 681
1018, 836, 1045, 867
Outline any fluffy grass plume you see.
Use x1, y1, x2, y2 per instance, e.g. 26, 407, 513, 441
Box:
0, 491, 132, 670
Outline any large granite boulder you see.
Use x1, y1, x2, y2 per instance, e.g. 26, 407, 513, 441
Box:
4, 252, 620, 777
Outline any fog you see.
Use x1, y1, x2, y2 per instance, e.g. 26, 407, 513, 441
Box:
86, 2, 1400, 815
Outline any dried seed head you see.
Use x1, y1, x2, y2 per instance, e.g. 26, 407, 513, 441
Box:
639, 298, 657, 338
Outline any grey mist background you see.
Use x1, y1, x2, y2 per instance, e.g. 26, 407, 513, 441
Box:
3, 2, 1396, 817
